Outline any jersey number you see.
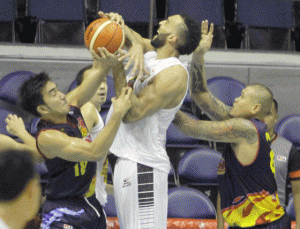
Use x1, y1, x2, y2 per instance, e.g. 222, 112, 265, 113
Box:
74, 161, 88, 177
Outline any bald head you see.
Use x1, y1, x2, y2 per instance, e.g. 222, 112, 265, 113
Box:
248, 84, 273, 119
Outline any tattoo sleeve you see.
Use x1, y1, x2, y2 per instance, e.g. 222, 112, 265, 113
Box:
173, 111, 258, 144
190, 55, 207, 93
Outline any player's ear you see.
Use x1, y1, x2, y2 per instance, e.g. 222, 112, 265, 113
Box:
37, 104, 49, 116
168, 34, 178, 44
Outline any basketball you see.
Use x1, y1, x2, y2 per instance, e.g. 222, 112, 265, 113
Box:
84, 18, 125, 54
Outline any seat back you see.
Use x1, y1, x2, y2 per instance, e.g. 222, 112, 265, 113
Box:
168, 186, 216, 219
207, 76, 246, 106
0, 71, 35, 105
275, 114, 300, 148
27, 0, 86, 45
100, 0, 155, 23
178, 148, 222, 185
237, 0, 293, 28
167, 0, 224, 25
27, 0, 86, 20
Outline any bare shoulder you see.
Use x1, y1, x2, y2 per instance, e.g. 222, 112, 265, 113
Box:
230, 118, 258, 144
156, 65, 187, 82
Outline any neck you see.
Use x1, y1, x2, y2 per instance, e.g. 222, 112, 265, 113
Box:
269, 130, 277, 141
42, 114, 68, 124
0, 206, 26, 229
156, 45, 180, 59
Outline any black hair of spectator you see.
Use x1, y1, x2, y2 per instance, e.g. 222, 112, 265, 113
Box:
76, 65, 93, 86
0, 150, 36, 201
19, 72, 50, 117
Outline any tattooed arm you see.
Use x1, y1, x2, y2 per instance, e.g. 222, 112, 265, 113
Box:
190, 21, 232, 121
173, 110, 257, 144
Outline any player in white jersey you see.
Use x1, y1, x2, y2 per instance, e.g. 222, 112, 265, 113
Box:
75, 64, 115, 207
99, 12, 202, 229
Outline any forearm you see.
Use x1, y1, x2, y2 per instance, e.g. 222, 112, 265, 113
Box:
91, 111, 123, 158
123, 25, 147, 52
173, 111, 256, 144
113, 65, 127, 98
68, 67, 110, 108
16, 129, 36, 148
217, 191, 225, 229
123, 93, 141, 123
190, 51, 208, 94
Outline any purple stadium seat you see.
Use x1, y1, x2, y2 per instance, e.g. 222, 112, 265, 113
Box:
237, 0, 293, 50
0, 71, 35, 105
207, 76, 246, 107
0, 0, 16, 42
30, 116, 40, 136
103, 195, 117, 217
168, 186, 216, 219
0, 108, 30, 139
27, 0, 86, 45
178, 147, 222, 185
167, 0, 225, 48
275, 114, 300, 148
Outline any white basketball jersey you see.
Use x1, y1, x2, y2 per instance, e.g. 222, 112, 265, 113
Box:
108, 51, 189, 173
89, 108, 108, 206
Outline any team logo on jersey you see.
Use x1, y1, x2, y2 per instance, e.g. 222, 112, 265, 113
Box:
64, 224, 73, 229
122, 177, 131, 188
277, 155, 287, 162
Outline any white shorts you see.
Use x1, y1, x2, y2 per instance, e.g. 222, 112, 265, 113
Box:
113, 158, 168, 229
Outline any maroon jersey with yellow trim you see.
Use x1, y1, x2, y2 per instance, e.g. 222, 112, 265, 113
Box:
218, 119, 285, 227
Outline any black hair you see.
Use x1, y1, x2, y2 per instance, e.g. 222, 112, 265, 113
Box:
273, 99, 278, 113
177, 13, 201, 55
76, 65, 93, 86
0, 150, 36, 201
19, 72, 50, 117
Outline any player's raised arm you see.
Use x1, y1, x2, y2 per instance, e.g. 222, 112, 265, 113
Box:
191, 21, 232, 121
38, 87, 132, 162
66, 50, 119, 108
98, 11, 151, 79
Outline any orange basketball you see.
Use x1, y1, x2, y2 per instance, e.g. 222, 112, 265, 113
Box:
84, 18, 125, 54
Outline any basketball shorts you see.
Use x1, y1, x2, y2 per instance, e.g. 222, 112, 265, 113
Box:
228, 214, 291, 229
113, 158, 168, 229
41, 194, 107, 229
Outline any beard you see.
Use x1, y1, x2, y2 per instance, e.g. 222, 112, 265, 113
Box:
150, 33, 170, 49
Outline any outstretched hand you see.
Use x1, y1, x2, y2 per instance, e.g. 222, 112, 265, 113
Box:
195, 20, 214, 54
98, 11, 124, 27
5, 114, 26, 137
91, 48, 123, 70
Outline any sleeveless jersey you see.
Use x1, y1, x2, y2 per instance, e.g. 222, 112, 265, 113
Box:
108, 51, 189, 173
218, 119, 285, 227
36, 106, 97, 200
89, 108, 108, 206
